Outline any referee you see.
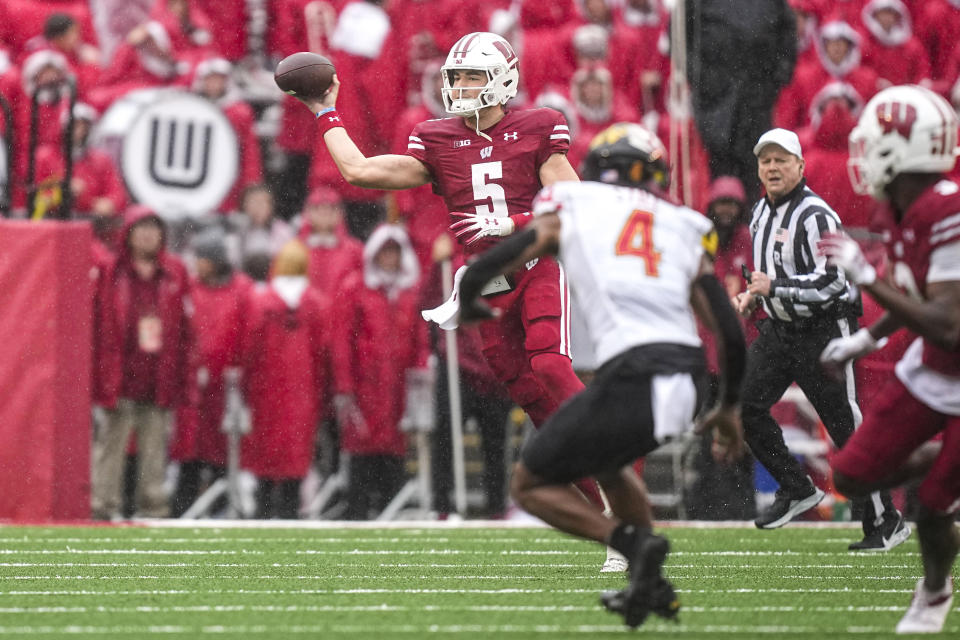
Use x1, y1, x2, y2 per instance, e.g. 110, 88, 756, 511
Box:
734, 129, 909, 551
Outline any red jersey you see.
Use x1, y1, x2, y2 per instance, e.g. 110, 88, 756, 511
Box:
405, 108, 570, 254
887, 178, 960, 376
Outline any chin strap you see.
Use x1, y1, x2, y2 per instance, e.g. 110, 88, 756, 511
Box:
473, 107, 492, 142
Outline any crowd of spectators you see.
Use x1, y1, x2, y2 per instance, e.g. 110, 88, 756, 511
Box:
3, 0, 960, 520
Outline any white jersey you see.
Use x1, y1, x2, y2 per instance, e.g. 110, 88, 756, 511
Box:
533, 181, 715, 366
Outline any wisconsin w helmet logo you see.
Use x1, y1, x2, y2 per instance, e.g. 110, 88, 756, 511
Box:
876, 102, 917, 140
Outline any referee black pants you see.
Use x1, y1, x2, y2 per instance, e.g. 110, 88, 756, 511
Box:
742, 317, 895, 529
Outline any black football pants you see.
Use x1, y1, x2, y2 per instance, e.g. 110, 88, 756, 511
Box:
741, 317, 896, 529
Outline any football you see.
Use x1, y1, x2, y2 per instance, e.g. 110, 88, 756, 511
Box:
274, 52, 335, 99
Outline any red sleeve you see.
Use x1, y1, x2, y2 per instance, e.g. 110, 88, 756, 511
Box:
406, 120, 432, 172
537, 109, 570, 167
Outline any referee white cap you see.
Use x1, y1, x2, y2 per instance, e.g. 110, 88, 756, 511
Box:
753, 128, 803, 159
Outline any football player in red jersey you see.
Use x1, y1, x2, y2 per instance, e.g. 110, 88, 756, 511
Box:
293, 32, 612, 531
818, 85, 960, 634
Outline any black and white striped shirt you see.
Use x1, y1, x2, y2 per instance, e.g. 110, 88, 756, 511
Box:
749, 179, 853, 323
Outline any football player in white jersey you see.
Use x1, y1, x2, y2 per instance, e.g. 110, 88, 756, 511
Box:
457, 123, 747, 629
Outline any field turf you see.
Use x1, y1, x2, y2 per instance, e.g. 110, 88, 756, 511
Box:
0, 522, 951, 639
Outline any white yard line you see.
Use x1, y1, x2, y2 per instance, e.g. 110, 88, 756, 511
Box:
0, 622, 952, 635
1, 604, 948, 614
1, 561, 917, 570
0, 574, 922, 582
0, 536, 583, 544
0, 519, 867, 531
1, 586, 917, 596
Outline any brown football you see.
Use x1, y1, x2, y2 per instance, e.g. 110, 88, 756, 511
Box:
274, 52, 335, 99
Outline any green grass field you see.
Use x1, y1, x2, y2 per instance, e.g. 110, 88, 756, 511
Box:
0, 522, 952, 639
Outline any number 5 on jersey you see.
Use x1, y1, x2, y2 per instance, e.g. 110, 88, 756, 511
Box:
615, 209, 661, 276
472, 161, 508, 217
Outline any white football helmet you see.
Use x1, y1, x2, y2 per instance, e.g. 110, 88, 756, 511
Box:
441, 32, 519, 116
848, 85, 959, 199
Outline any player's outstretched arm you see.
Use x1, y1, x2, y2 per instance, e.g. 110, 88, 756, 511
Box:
861, 279, 960, 351
538, 153, 580, 187
691, 257, 747, 463
296, 75, 431, 190
819, 232, 960, 351
819, 311, 902, 376
320, 128, 431, 190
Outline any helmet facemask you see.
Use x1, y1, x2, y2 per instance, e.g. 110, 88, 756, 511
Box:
441, 65, 513, 115
440, 32, 520, 119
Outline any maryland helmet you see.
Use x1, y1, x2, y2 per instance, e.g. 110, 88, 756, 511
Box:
581, 122, 669, 190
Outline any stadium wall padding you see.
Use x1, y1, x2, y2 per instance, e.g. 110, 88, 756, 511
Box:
0, 221, 92, 520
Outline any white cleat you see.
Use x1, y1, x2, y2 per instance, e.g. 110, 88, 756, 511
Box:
600, 546, 628, 573
896, 577, 954, 634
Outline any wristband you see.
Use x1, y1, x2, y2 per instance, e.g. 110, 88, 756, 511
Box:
315, 106, 336, 118
316, 108, 344, 135
508, 211, 534, 231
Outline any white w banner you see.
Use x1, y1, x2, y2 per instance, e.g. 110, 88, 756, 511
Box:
97, 89, 238, 220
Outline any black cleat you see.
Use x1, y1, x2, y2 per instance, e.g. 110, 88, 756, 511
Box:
601, 533, 680, 628
848, 512, 911, 552
754, 488, 825, 529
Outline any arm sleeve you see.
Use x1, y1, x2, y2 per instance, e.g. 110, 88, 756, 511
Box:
695, 273, 746, 405
771, 209, 848, 303
536, 110, 571, 167
405, 122, 431, 169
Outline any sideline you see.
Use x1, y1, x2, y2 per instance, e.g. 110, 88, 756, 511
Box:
0, 519, 867, 530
